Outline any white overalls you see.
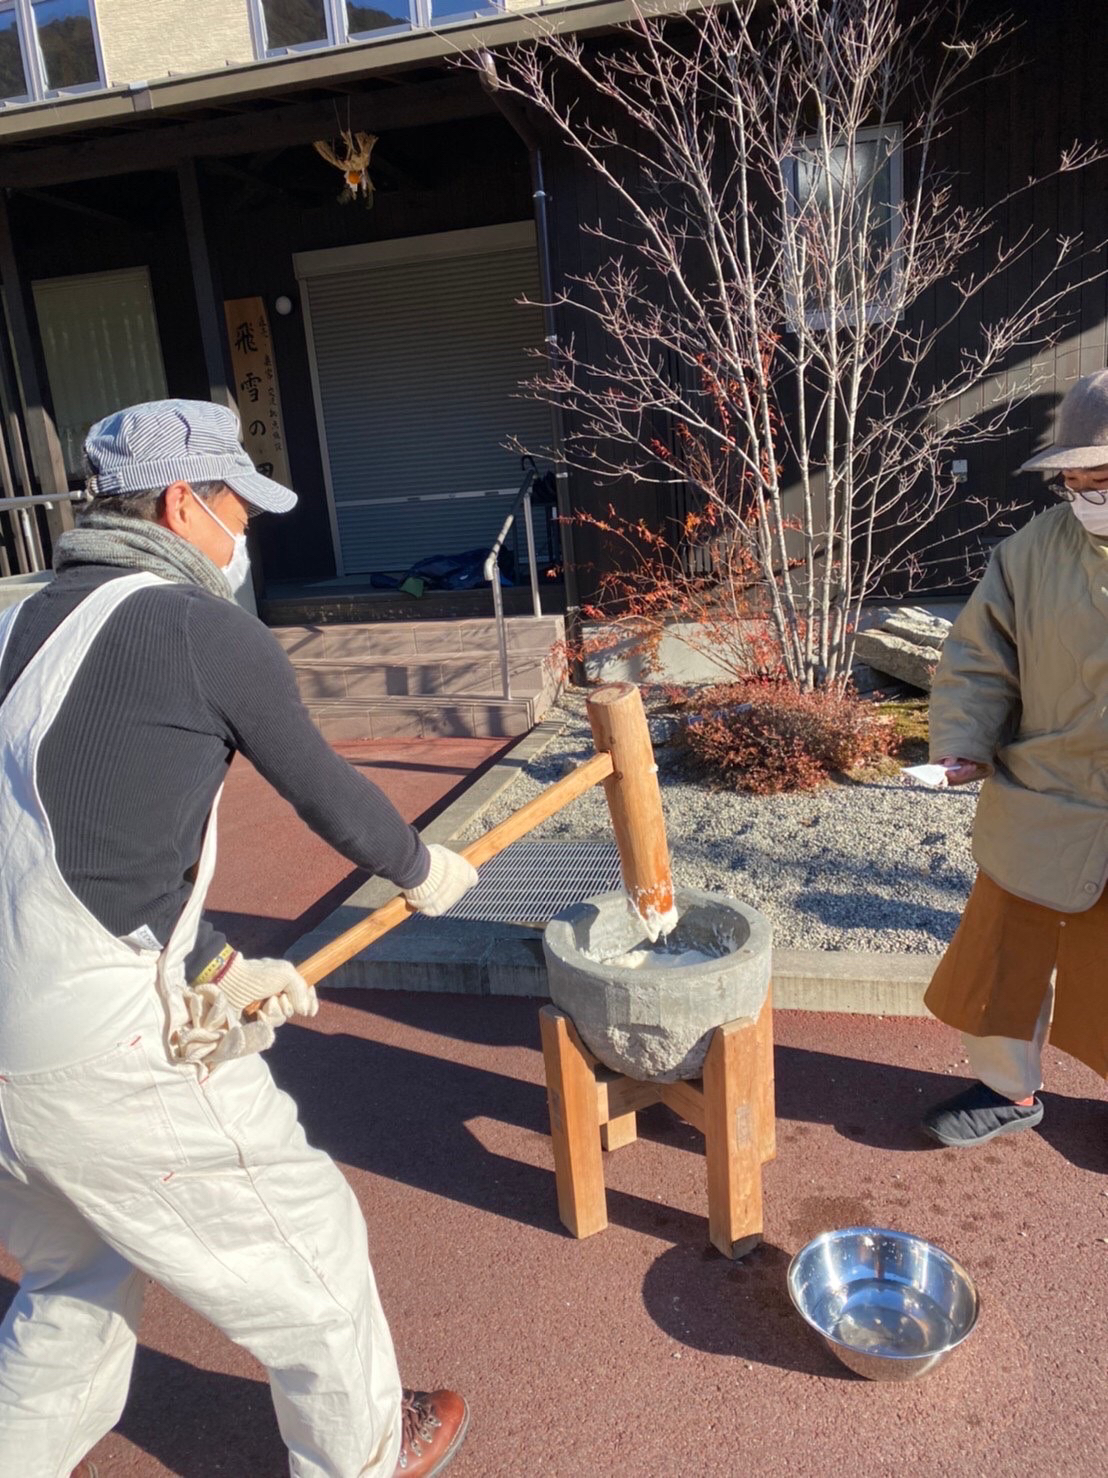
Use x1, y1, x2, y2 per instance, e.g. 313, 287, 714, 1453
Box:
0, 575, 402, 1478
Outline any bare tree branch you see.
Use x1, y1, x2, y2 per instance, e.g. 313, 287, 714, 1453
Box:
466, 0, 1107, 689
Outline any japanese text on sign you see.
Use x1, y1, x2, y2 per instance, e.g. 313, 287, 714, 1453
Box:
223, 297, 291, 488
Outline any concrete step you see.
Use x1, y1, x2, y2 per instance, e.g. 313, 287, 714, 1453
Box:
272, 615, 564, 663
305, 689, 555, 741
293, 651, 556, 704
280, 615, 565, 740
260, 583, 567, 627
293, 911, 937, 1012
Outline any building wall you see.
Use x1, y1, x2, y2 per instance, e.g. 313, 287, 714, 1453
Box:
96, 0, 255, 86
10, 1, 1105, 604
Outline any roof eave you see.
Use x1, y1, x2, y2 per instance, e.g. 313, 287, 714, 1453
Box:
0, 0, 704, 146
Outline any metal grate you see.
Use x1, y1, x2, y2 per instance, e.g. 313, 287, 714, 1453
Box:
442, 841, 623, 925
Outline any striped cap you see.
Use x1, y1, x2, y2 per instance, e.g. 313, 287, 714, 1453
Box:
84, 399, 297, 512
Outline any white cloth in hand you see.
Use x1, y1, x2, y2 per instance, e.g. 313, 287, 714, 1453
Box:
176, 982, 276, 1068
218, 955, 319, 1020
402, 843, 479, 917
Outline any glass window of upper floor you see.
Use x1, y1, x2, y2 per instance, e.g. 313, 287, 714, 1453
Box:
0, 0, 103, 104
249, 0, 503, 55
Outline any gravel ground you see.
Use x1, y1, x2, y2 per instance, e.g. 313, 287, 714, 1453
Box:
458, 690, 980, 954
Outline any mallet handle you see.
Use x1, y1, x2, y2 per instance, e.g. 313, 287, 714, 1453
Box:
586, 683, 675, 932
250, 748, 616, 1000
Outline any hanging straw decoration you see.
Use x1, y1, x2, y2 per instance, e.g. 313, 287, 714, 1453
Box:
313, 130, 378, 205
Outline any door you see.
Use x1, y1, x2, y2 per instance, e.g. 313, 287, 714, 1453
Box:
32, 266, 168, 476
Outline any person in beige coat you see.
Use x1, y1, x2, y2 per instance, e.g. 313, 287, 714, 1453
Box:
922, 369, 1108, 1147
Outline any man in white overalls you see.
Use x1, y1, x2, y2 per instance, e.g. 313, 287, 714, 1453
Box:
0, 401, 476, 1477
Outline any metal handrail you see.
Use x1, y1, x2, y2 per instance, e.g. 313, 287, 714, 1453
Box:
484, 458, 544, 700
0, 491, 87, 509
0, 491, 86, 574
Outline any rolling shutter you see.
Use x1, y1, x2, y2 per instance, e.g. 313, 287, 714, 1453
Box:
300, 227, 552, 575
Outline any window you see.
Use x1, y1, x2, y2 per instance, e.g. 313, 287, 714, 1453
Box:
250, 0, 504, 55
429, 0, 498, 20
251, 0, 412, 55
347, 1, 411, 37
262, 0, 330, 50
783, 124, 903, 330
0, 0, 103, 105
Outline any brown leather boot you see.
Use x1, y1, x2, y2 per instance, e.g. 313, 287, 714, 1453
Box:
393, 1388, 469, 1476
70, 1465, 99, 1477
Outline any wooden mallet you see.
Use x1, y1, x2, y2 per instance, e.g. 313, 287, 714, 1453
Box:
246, 682, 675, 1007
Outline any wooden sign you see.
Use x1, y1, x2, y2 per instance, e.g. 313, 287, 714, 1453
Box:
223, 297, 291, 487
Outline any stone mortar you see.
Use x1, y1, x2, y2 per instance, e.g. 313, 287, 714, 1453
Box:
543, 887, 773, 1082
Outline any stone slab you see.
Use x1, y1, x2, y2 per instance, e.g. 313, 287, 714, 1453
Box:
881, 606, 953, 651
852, 630, 940, 691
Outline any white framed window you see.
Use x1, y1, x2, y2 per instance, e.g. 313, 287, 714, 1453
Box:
783, 123, 904, 331
249, 0, 418, 56
0, 0, 105, 106
248, 0, 507, 56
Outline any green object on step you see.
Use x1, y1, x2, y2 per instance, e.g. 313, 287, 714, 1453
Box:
400, 576, 425, 599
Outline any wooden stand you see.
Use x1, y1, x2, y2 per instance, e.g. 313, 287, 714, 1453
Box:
539, 990, 776, 1259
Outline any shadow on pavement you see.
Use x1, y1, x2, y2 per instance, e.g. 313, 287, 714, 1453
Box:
1036, 1091, 1108, 1174
119, 1346, 284, 1475
208, 877, 366, 955
774, 1044, 952, 1154
273, 1001, 1105, 1248
320, 986, 545, 1052
0, 1277, 283, 1476
640, 1242, 851, 1378
323, 994, 955, 1160
270, 1026, 603, 1239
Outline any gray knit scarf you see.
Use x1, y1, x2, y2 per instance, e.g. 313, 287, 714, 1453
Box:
53, 510, 232, 601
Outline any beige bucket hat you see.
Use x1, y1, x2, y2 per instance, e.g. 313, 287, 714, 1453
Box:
1020, 369, 1108, 471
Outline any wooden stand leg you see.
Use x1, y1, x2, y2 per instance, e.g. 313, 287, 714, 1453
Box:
702, 1018, 764, 1260
601, 1112, 638, 1151
753, 986, 776, 1165
539, 1006, 608, 1239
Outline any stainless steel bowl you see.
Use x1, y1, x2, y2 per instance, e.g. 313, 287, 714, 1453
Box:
787, 1227, 979, 1381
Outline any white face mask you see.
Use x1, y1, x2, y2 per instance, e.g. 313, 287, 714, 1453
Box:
1068, 496, 1108, 537
191, 489, 252, 591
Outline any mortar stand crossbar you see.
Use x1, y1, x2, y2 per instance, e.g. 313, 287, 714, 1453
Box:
539, 990, 776, 1260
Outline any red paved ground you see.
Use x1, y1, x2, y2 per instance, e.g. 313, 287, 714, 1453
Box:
2, 742, 1104, 1475
203, 737, 511, 957
0, 998, 1103, 1477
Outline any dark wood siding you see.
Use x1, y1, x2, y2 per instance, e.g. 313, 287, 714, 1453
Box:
541, 0, 1108, 605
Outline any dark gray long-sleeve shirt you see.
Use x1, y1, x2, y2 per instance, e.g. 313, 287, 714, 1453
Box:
0, 565, 430, 974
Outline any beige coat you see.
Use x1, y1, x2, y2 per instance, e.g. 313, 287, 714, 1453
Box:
929, 504, 1108, 912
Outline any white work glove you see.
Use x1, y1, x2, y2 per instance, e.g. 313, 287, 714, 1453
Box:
175, 982, 278, 1068
215, 953, 320, 1021
402, 843, 479, 917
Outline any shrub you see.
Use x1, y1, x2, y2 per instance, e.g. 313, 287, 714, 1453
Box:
673, 681, 894, 794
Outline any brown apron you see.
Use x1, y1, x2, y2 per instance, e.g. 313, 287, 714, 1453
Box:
925, 869, 1108, 1079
